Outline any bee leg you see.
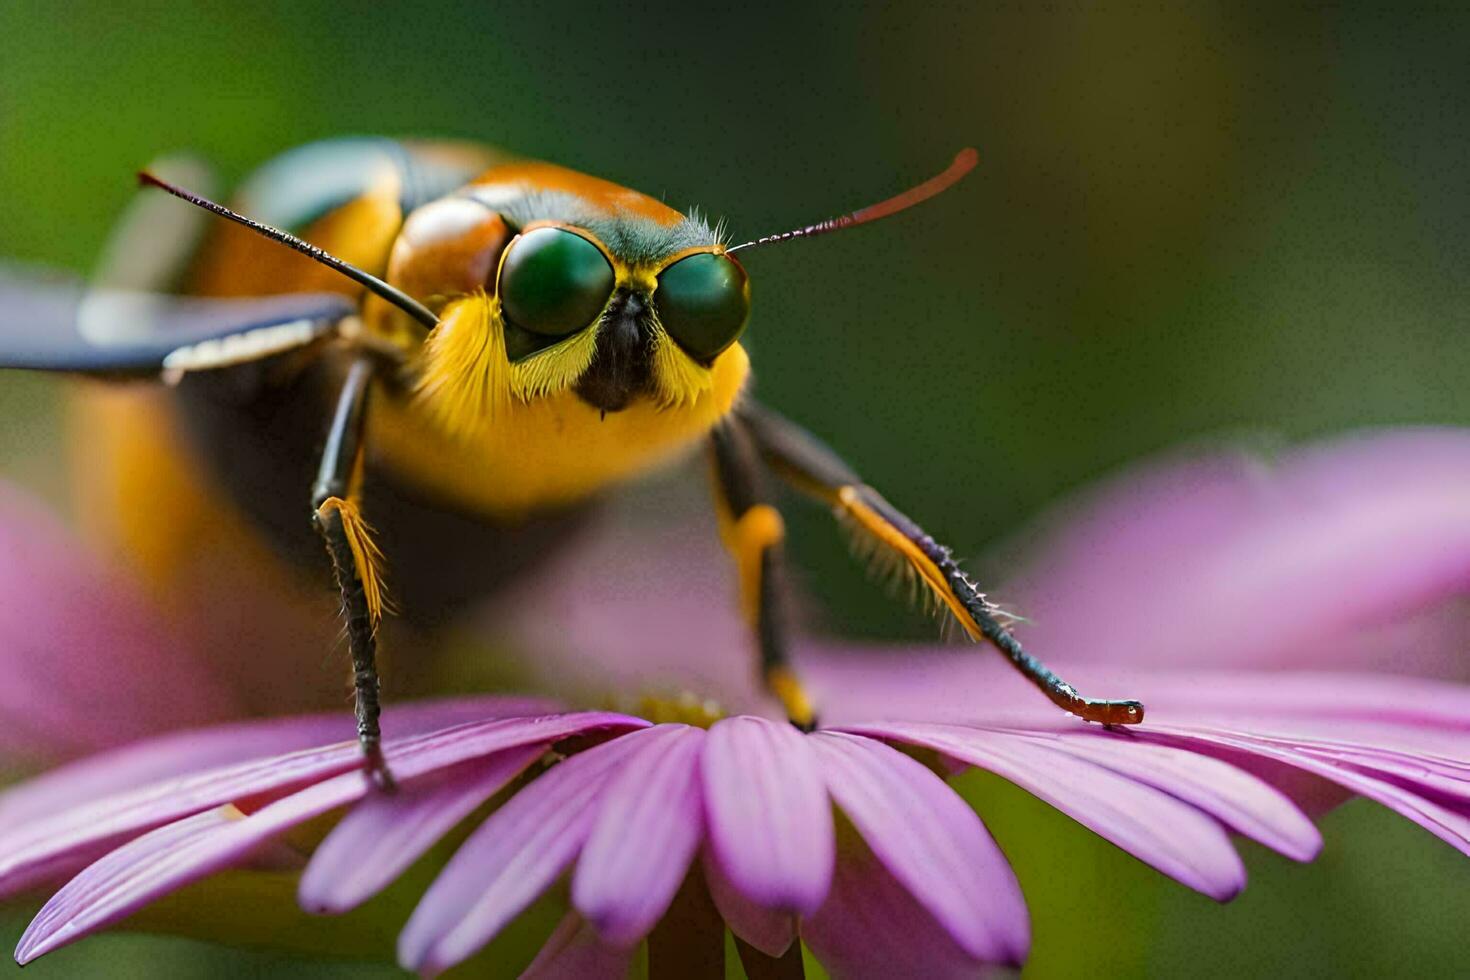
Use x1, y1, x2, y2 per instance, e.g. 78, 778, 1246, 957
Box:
709, 417, 816, 731
737, 401, 1145, 727
311, 357, 397, 790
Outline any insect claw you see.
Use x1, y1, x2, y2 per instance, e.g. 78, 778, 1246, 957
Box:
362, 742, 398, 794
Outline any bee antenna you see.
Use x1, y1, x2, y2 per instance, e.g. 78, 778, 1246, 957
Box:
725, 148, 978, 255
137, 171, 439, 330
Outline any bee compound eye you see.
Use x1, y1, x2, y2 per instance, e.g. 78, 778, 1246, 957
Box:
653, 252, 750, 362
498, 227, 614, 337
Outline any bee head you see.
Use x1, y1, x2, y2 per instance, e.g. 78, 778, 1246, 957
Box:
397, 175, 750, 427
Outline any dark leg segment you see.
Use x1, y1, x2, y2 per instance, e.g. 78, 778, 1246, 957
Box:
311, 357, 396, 788
738, 401, 1144, 726
709, 417, 815, 730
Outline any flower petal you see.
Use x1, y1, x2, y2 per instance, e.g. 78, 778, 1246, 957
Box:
0, 482, 236, 760
521, 912, 634, 980
298, 743, 547, 914
803, 832, 993, 980
399, 729, 650, 976
15, 719, 582, 965
1027, 729, 1322, 861
13, 808, 233, 964
0, 711, 639, 900
853, 722, 1246, 901
1146, 724, 1470, 857
701, 716, 834, 915
0, 696, 553, 835
1289, 742, 1470, 804
809, 731, 1029, 965
701, 850, 796, 958
573, 725, 705, 944
14, 773, 363, 963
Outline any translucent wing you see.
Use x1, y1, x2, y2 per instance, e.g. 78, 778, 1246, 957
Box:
0, 268, 353, 375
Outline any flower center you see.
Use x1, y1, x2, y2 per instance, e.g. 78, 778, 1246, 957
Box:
620, 691, 726, 728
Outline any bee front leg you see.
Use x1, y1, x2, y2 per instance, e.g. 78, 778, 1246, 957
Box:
709, 417, 817, 731
311, 357, 397, 790
738, 400, 1144, 727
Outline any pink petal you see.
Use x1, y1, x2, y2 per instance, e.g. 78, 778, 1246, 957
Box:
14, 773, 364, 963
13, 808, 234, 964
0, 483, 236, 759
1004, 428, 1470, 674
399, 729, 650, 976
573, 725, 706, 944
0, 718, 349, 836
0, 696, 552, 834
1139, 715, 1470, 801
701, 716, 834, 914
298, 744, 547, 914
1287, 742, 1470, 803
702, 850, 796, 957
809, 731, 1029, 965
853, 722, 1246, 901
1026, 730, 1322, 861
803, 832, 994, 979
0, 711, 639, 900
521, 912, 634, 980
15, 722, 591, 963
1145, 724, 1470, 857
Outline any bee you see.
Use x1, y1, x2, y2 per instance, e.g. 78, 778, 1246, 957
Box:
0, 138, 1142, 786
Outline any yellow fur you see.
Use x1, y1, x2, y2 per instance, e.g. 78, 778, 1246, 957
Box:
411, 292, 510, 439
835, 486, 984, 640
509, 324, 600, 402
413, 293, 718, 433
316, 496, 389, 627
649, 326, 714, 409
378, 295, 750, 517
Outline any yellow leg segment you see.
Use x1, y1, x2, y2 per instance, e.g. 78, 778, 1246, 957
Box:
765, 666, 816, 731
710, 419, 819, 730
726, 504, 784, 625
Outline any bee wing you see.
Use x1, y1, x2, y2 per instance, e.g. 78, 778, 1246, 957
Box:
0, 267, 354, 375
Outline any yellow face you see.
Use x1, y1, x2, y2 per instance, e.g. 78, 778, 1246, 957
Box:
411, 227, 750, 434
369, 162, 756, 519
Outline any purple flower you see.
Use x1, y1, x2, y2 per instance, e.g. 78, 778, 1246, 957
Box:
3, 668, 1468, 976
0, 427, 1467, 975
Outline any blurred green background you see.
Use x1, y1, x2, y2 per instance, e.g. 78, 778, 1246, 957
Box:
1, 2, 1466, 977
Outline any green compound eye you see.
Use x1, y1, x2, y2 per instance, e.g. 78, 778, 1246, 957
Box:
498, 227, 614, 337
654, 252, 750, 362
